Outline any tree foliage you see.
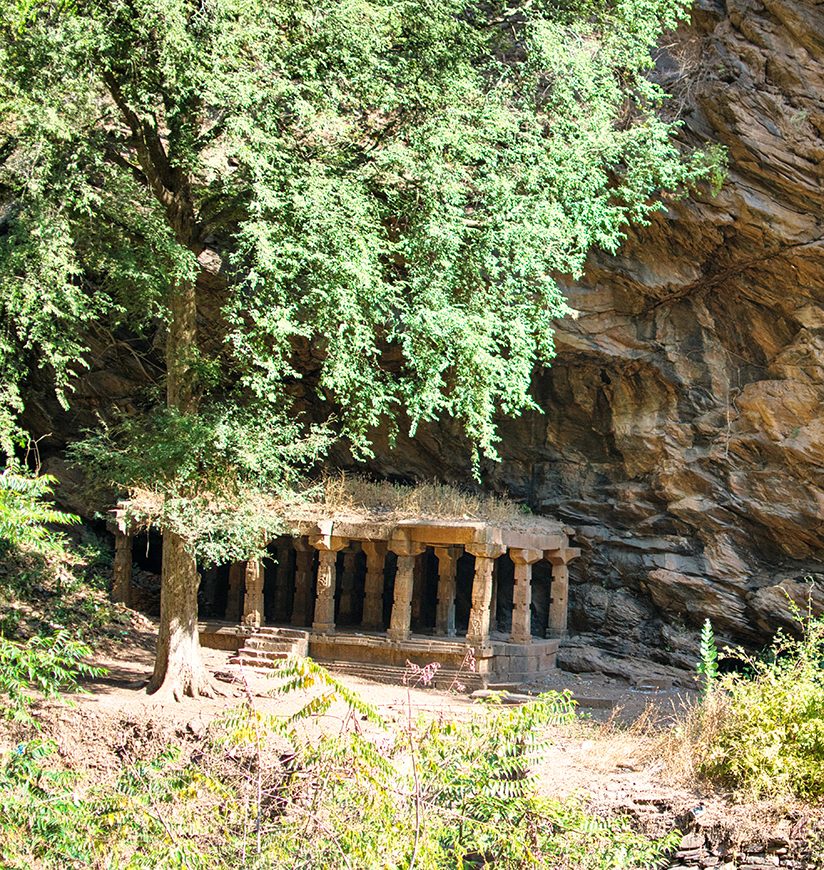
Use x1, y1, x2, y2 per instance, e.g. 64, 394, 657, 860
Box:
0, 0, 722, 537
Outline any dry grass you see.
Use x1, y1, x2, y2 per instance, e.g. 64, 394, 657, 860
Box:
645, 691, 732, 789
301, 473, 531, 524
121, 473, 549, 537
559, 703, 664, 776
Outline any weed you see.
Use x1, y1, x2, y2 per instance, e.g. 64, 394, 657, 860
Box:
696, 618, 719, 697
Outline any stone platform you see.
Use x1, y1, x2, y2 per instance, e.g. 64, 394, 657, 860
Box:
310, 630, 558, 688
200, 621, 559, 689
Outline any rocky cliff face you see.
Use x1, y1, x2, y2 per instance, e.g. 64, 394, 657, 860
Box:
26, 0, 824, 669
358, 0, 824, 669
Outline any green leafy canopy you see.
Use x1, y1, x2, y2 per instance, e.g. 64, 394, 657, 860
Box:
0, 0, 723, 529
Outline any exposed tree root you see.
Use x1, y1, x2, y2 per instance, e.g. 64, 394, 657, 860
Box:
147, 667, 230, 702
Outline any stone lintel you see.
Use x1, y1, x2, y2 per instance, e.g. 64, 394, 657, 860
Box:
403, 520, 483, 547
282, 515, 571, 559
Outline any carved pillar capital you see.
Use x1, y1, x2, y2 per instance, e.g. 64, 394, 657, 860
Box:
509, 547, 544, 566
545, 547, 581, 566
388, 532, 426, 559
466, 542, 506, 560
309, 533, 349, 554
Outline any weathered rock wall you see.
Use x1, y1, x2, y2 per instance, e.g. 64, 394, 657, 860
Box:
356, 0, 824, 666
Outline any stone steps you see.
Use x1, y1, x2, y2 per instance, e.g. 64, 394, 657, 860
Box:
256, 626, 307, 640
230, 626, 309, 668
245, 637, 295, 653
233, 649, 290, 666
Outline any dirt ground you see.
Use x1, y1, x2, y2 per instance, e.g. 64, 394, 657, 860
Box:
4, 626, 822, 868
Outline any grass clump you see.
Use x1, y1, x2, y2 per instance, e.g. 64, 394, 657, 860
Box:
662, 604, 824, 801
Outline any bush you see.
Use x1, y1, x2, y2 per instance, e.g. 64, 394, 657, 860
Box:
665, 608, 824, 800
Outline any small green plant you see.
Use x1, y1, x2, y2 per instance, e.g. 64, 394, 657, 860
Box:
0, 629, 105, 724
696, 618, 719, 697
0, 467, 78, 555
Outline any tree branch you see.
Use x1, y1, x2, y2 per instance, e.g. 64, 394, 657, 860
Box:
103, 144, 148, 187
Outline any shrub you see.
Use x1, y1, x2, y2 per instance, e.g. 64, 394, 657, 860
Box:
663, 606, 824, 801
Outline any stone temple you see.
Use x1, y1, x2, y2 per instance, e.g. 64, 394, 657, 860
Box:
112, 496, 578, 689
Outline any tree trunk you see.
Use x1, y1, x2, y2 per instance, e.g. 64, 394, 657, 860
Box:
147, 277, 217, 699
147, 528, 214, 698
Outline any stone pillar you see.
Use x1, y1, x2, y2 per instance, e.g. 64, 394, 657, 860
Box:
509, 548, 543, 644
547, 555, 569, 639
310, 534, 348, 633
112, 531, 133, 606
273, 541, 292, 622
466, 543, 506, 646
226, 561, 245, 622
243, 558, 265, 627
337, 548, 359, 624
360, 540, 387, 629
433, 546, 460, 637
290, 538, 314, 627
388, 536, 426, 642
